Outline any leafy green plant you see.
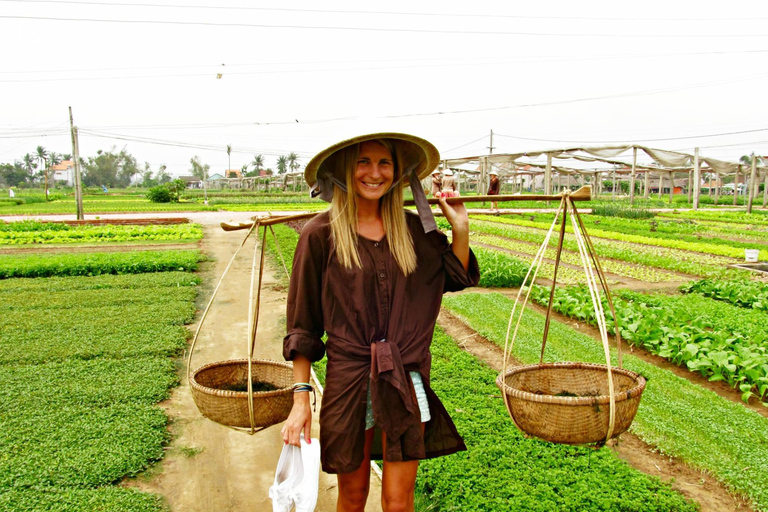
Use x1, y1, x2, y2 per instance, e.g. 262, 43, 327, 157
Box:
416, 327, 697, 511
530, 285, 768, 403
0, 249, 203, 279
0, 270, 198, 510
442, 292, 768, 510
591, 204, 655, 219
682, 279, 768, 311
0, 222, 203, 244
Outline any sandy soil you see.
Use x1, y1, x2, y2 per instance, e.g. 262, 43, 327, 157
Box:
123, 213, 382, 512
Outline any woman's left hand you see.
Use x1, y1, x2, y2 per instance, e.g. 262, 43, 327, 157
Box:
437, 196, 470, 271
437, 196, 468, 235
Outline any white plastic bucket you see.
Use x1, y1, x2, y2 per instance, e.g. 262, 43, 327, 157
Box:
745, 249, 759, 262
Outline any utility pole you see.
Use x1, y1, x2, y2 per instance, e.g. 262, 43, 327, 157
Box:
68, 107, 84, 220
487, 129, 495, 154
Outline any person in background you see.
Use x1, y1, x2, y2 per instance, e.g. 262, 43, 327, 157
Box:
281, 132, 479, 512
488, 169, 500, 211
430, 169, 442, 197
440, 169, 457, 197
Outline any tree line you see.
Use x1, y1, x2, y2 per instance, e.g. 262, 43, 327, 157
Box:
1, 147, 303, 190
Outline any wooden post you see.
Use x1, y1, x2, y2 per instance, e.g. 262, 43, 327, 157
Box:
687, 170, 693, 204
657, 172, 663, 200
668, 171, 674, 203
734, 166, 740, 206
748, 156, 758, 213
693, 148, 701, 210
762, 170, 767, 208
544, 154, 552, 195
68, 107, 84, 220
644, 167, 650, 198
629, 147, 637, 206
714, 171, 720, 205
611, 170, 617, 200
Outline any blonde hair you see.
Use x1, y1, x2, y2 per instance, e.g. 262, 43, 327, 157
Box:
329, 140, 417, 275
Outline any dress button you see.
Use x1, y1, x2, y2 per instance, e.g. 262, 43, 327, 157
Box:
379, 272, 385, 278
374, 242, 379, 247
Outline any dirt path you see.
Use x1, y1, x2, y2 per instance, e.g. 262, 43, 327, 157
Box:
435, 307, 756, 512
127, 216, 382, 511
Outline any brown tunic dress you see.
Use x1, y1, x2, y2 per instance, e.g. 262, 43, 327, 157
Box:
283, 210, 480, 474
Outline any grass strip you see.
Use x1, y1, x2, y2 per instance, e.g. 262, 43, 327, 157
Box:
0, 487, 164, 512
0, 302, 192, 364
0, 249, 203, 279
443, 292, 768, 511
0, 221, 203, 244
471, 217, 746, 279
472, 214, 766, 261
417, 326, 696, 512
0, 270, 200, 293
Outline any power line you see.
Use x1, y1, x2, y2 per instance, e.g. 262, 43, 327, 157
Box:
494, 127, 768, 145
78, 129, 314, 157
3, 0, 767, 22
5, 49, 768, 83
4, 15, 768, 38
443, 135, 491, 154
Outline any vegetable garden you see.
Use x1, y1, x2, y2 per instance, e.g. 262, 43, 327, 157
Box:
2, 195, 768, 511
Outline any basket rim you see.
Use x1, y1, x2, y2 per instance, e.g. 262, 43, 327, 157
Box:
495, 361, 646, 406
190, 358, 294, 399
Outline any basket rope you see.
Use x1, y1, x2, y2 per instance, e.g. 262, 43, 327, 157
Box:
187, 220, 292, 434
500, 191, 626, 444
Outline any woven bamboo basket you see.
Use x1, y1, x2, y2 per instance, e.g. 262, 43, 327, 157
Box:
188, 222, 295, 434
496, 362, 645, 444
190, 359, 293, 429
497, 190, 646, 445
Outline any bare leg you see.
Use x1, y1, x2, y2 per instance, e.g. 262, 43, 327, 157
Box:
337, 428, 374, 512
380, 428, 422, 512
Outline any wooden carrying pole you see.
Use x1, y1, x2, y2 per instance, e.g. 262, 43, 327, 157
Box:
220, 187, 593, 231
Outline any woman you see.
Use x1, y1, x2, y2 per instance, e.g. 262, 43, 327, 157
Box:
281, 133, 479, 512
487, 169, 500, 211
440, 169, 457, 197
429, 169, 442, 197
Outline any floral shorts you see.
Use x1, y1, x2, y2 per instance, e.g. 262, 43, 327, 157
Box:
365, 371, 431, 430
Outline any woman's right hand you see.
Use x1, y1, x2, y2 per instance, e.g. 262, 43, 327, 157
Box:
281, 392, 312, 446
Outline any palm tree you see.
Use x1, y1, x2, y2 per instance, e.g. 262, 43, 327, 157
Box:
287, 152, 300, 173
47, 152, 62, 189
35, 146, 50, 198
226, 144, 232, 174
276, 156, 288, 175
22, 153, 36, 179
251, 154, 264, 175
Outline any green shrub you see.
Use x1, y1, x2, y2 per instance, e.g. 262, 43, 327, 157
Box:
146, 185, 171, 203
591, 204, 655, 219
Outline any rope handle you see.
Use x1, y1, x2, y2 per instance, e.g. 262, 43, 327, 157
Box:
187, 221, 289, 435
499, 193, 621, 444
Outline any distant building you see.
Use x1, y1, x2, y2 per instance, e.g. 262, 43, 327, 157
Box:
178, 175, 202, 189
50, 160, 74, 186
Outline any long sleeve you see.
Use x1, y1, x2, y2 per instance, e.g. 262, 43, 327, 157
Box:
283, 218, 327, 363
442, 246, 480, 293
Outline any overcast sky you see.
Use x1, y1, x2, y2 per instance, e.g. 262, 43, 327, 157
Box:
2, 0, 768, 177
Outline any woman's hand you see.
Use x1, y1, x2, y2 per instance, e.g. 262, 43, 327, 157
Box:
437, 196, 468, 235
281, 392, 312, 446
282, 354, 313, 446
438, 196, 470, 271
